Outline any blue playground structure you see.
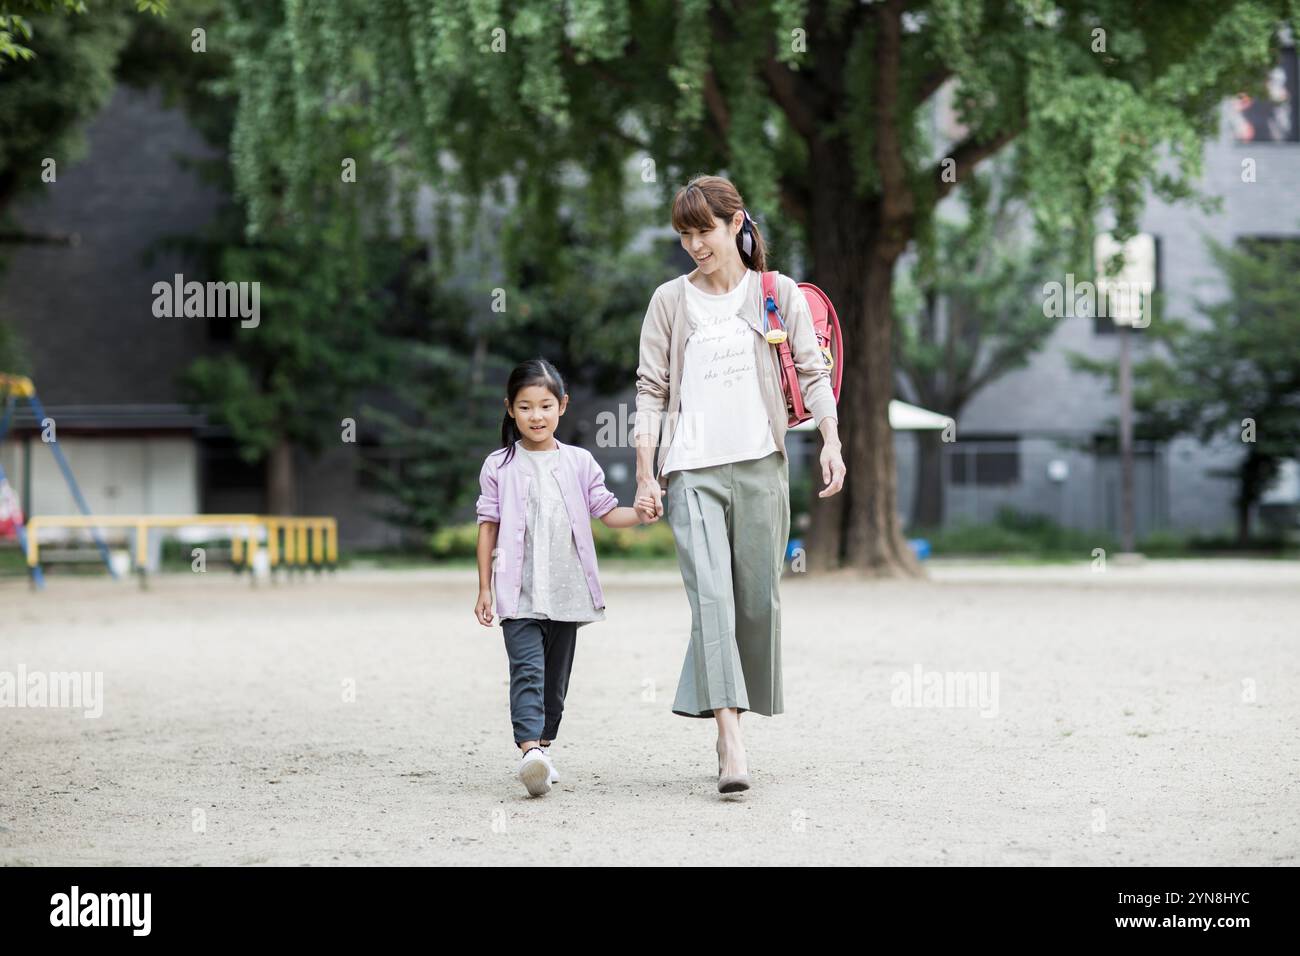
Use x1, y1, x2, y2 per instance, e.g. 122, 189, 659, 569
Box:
0, 373, 118, 589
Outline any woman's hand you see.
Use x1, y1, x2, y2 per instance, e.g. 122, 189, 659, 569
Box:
819, 442, 846, 497
474, 587, 494, 626
636, 478, 664, 520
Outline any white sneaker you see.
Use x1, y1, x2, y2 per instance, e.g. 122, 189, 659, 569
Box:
541, 745, 559, 783
518, 747, 552, 796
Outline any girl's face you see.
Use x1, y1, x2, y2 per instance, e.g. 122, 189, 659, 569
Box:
507, 384, 567, 447
679, 210, 744, 273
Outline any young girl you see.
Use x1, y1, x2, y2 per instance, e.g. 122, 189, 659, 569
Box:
474, 357, 658, 797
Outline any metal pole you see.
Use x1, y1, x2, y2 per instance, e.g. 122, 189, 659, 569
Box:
0, 393, 44, 588
26, 392, 118, 577
1118, 322, 1135, 553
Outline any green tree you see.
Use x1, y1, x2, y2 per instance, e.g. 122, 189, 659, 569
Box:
1071, 234, 1300, 545
359, 179, 672, 539
221, 0, 1299, 574
1, 1, 165, 68
0, 7, 126, 235
895, 163, 1064, 530
177, 214, 404, 514
358, 279, 502, 543
0, 1, 169, 383
109, 0, 411, 515
0, 308, 26, 370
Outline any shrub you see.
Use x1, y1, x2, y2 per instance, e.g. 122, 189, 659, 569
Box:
430, 519, 678, 560
923, 506, 1120, 556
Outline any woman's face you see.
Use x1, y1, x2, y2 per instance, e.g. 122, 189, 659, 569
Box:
507, 385, 567, 444
679, 210, 743, 272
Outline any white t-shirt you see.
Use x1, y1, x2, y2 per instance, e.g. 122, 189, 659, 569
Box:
661, 271, 778, 476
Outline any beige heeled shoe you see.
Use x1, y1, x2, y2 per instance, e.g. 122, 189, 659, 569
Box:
715, 737, 751, 793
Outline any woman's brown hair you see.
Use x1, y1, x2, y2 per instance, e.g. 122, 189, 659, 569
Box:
670, 175, 767, 273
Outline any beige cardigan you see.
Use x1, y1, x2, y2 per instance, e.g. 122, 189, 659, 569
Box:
634, 269, 838, 491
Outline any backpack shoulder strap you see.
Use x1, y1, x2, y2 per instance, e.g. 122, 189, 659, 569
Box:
757, 270, 808, 423
760, 270, 780, 314
760, 270, 787, 330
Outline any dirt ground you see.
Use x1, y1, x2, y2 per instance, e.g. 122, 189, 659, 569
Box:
1, 558, 1297, 866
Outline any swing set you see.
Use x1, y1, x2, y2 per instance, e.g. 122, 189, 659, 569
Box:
1, 372, 337, 590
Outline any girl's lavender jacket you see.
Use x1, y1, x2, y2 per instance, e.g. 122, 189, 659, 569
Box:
476, 438, 620, 620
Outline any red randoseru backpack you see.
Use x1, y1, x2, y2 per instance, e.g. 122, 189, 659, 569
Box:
760, 271, 844, 427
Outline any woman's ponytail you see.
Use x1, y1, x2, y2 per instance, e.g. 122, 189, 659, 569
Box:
736, 207, 767, 273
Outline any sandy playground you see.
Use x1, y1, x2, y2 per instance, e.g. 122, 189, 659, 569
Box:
0, 558, 1297, 866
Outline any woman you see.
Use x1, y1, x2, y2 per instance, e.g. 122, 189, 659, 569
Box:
632, 175, 845, 794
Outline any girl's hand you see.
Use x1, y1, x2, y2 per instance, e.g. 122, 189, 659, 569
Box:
475, 588, 494, 626
634, 494, 660, 523
636, 478, 664, 519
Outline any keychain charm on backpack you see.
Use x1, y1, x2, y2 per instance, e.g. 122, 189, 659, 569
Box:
763, 295, 787, 344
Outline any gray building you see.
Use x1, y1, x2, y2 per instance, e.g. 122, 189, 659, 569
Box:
0, 85, 405, 549
895, 54, 1300, 541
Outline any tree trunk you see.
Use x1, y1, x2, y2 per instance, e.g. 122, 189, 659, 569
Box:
1235, 450, 1263, 548
845, 253, 923, 576
912, 427, 946, 530
1235, 486, 1251, 548
267, 437, 297, 516
803, 211, 924, 578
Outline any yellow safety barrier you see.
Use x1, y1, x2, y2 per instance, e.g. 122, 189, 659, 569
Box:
24, 514, 339, 579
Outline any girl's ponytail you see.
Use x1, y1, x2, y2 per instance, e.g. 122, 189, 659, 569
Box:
498, 408, 523, 468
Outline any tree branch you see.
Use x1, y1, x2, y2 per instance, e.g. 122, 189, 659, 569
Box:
916, 67, 952, 105
932, 124, 1023, 203
596, 117, 653, 153
558, 39, 652, 153
702, 68, 731, 140
777, 172, 810, 229
759, 42, 819, 142
716, 0, 824, 145
0, 230, 81, 246
874, 0, 914, 235
559, 39, 639, 95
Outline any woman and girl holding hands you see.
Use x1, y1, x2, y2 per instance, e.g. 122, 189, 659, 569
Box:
474, 175, 845, 797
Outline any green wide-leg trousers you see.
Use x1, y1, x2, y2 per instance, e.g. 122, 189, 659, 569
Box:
665, 450, 790, 719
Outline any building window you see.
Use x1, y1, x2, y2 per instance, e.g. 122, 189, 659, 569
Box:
949, 436, 1020, 486
1232, 46, 1299, 143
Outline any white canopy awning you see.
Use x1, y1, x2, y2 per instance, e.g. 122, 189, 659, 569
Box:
790, 399, 952, 432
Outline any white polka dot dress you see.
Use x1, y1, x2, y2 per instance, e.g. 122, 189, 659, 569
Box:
511, 444, 605, 628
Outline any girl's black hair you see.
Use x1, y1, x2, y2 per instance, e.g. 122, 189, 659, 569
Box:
495, 357, 567, 468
